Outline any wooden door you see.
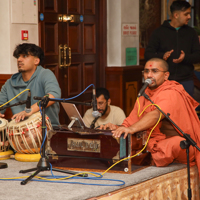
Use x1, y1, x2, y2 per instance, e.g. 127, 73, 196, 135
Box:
38, 0, 106, 124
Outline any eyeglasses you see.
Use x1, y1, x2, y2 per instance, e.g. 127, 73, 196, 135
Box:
142, 68, 167, 74
97, 101, 107, 107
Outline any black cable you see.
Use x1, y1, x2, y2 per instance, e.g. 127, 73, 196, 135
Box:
90, 116, 100, 129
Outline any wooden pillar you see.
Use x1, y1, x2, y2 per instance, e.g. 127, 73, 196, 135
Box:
105, 65, 143, 116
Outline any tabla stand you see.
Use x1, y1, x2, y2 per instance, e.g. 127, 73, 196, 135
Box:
19, 95, 88, 185
143, 93, 200, 200
0, 100, 30, 169
0, 119, 8, 168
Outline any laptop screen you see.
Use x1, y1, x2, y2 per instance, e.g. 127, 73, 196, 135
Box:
61, 102, 115, 136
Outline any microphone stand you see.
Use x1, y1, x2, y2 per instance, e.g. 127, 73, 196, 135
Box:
143, 93, 200, 200
19, 96, 90, 185
0, 100, 27, 111
0, 100, 28, 169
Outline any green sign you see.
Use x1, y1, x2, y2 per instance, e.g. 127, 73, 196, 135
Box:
126, 47, 137, 66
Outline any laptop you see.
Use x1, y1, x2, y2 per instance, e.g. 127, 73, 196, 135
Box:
61, 102, 112, 135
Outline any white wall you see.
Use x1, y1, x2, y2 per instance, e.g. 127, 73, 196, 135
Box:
107, 0, 139, 66
0, 0, 38, 74
0, 1, 11, 74
107, 0, 122, 66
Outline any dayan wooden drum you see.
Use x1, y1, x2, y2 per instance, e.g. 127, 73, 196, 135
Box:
6, 112, 52, 154
0, 118, 13, 160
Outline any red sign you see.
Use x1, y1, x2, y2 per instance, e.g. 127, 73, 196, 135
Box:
21, 30, 28, 40
122, 24, 138, 36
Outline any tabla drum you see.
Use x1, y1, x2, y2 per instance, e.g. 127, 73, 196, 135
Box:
0, 118, 13, 160
6, 112, 52, 154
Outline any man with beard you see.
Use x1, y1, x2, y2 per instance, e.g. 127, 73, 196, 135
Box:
144, 0, 200, 97
83, 87, 126, 129
100, 58, 200, 177
0, 43, 61, 126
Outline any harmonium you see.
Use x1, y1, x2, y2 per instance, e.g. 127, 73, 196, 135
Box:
46, 126, 151, 174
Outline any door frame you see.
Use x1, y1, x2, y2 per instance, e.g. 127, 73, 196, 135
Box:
97, 0, 107, 87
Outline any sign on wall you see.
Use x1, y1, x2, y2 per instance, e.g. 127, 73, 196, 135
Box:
122, 24, 138, 37
126, 47, 137, 66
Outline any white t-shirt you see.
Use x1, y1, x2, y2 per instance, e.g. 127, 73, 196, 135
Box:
83, 105, 126, 128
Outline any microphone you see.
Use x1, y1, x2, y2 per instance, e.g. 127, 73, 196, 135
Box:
138, 79, 152, 97
25, 90, 32, 113
92, 86, 101, 118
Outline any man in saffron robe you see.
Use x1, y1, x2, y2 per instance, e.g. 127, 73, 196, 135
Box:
101, 58, 200, 174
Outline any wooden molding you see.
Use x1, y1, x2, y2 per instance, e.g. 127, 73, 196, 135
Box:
106, 65, 144, 116
0, 74, 12, 87
0, 74, 13, 119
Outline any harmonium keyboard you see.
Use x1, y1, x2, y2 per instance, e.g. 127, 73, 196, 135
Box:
46, 126, 151, 174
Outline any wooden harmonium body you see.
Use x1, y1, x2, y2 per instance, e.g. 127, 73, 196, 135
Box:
47, 126, 151, 174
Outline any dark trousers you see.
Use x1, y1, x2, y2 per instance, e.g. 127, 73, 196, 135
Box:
178, 80, 194, 97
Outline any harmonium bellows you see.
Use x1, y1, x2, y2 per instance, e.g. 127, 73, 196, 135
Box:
46, 128, 151, 174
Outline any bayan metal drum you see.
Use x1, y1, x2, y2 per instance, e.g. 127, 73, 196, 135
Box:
0, 118, 13, 160
0, 118, 9, 152
6, 112, 52, 154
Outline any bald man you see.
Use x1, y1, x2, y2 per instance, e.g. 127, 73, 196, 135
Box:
101, 58, 200, 177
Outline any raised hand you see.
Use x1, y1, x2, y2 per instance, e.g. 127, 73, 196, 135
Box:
173, 50, 185, 63
163, 49, 174, 61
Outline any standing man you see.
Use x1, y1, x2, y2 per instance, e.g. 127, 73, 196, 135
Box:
100, 58, 200, 176
83, 88, 126, 128
0, 43, 61, 126
145, 0, 200, 96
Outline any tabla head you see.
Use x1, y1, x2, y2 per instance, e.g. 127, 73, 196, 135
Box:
6, 112, 52, 154
0, 118, 8, 131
